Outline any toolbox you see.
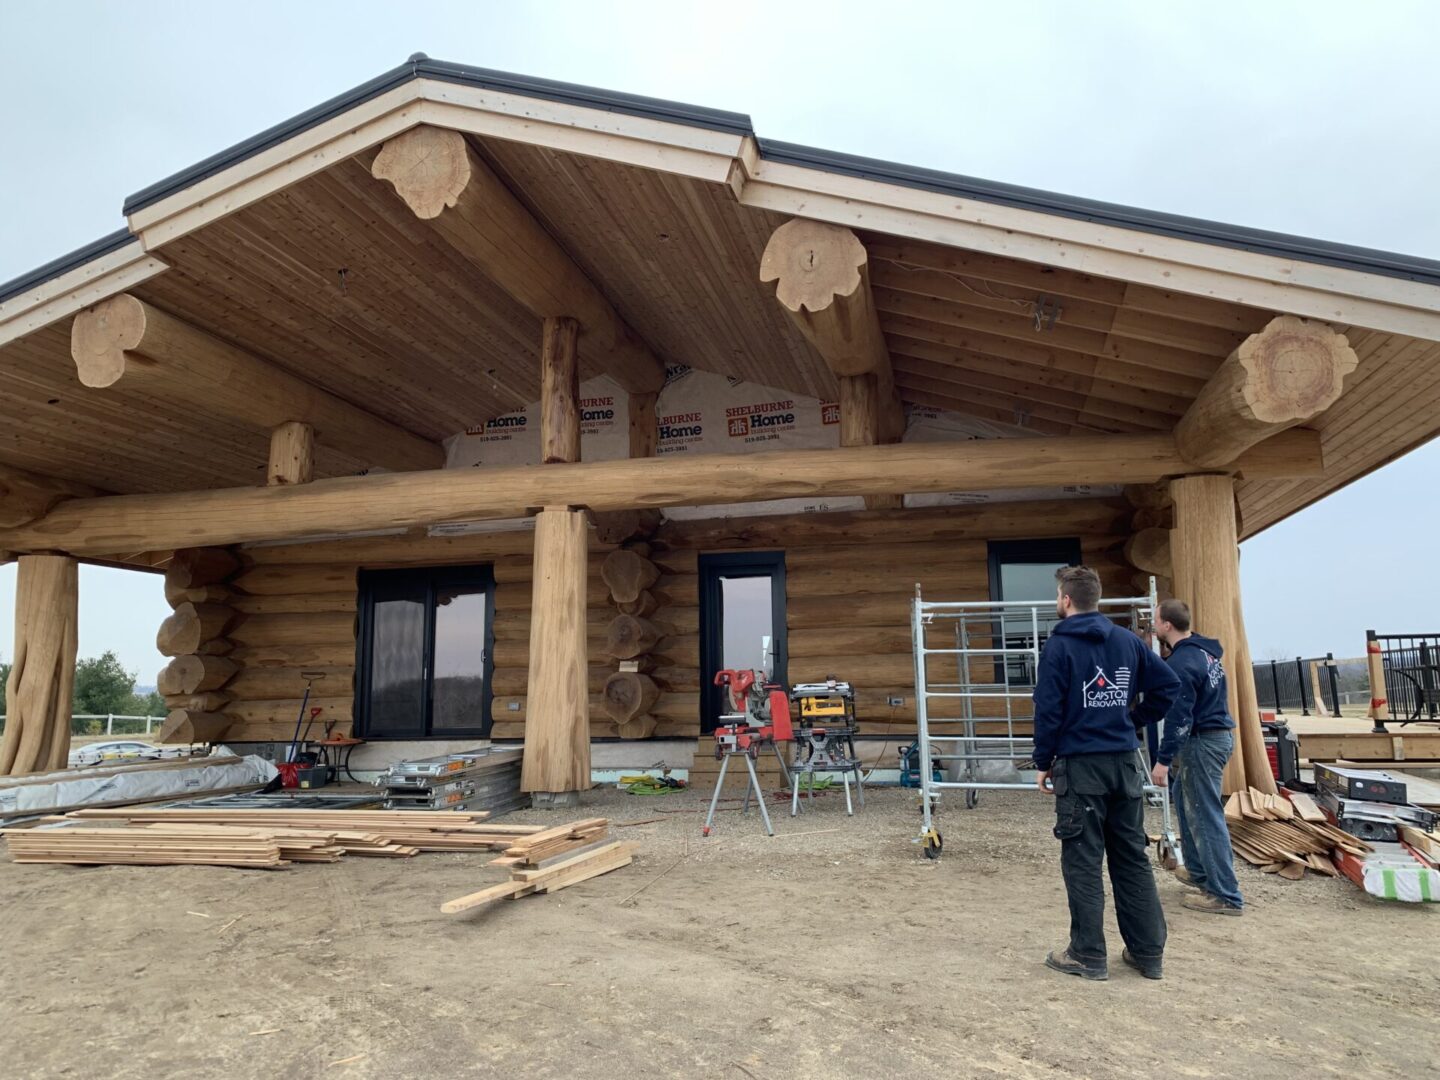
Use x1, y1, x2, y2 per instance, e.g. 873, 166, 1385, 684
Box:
1314, 763, 1408, 806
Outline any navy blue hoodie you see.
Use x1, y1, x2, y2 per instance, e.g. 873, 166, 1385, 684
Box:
1032, 611, 1179, 771
1156, 634, 1236, 766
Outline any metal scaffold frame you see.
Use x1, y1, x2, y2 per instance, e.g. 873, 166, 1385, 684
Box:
909, 583, 1176, 861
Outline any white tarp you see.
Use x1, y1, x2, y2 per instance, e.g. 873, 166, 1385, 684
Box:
440, 366, 1117, 527
0, 754, 278, 817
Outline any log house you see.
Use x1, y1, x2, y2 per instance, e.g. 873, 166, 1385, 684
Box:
4, 56, 1440, 795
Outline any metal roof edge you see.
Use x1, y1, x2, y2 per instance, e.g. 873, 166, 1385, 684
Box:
121, 55, 753, 216
0, 227, 135, 305
756, 138, 1440, 289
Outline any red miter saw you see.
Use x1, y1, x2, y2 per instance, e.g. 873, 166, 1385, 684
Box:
701, 669, 793, 837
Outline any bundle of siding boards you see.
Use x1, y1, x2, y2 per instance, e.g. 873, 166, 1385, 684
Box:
442, 819, 637, 913
1225, 788, 1371, 879
2, 809, 580, 868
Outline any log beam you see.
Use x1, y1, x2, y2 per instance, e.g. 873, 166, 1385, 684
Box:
267, 421, 315, 486
371, 125, 664, 394
0, 555, 79, 775
71, 294, 443, 472
520, 507, 591, 795
0, 463, 101, 529
1168, 474, 1275, 795
1174, 315, 1357, 468
0, 430, 1324, 556
761, 218, 905, 441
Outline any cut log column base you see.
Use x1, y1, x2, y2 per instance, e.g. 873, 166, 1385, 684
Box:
530, 791, 583, 810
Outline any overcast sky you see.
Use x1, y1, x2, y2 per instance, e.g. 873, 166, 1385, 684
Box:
2, 0, 1438, 683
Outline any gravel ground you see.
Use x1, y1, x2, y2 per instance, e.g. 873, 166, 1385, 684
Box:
1, 784, 1434, 1079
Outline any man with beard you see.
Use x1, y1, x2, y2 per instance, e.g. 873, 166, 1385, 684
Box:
1033, 566, 1179, 981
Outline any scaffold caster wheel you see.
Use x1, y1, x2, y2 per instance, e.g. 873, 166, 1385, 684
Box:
1155, 835, 1178, 871
965, 789, 980, 809
922, 829, 943, 860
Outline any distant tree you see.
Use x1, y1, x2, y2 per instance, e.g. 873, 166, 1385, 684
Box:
127, 690, 167, 717
72, 651, 138, 716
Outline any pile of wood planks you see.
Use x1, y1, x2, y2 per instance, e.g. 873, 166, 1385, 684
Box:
4, 810, 622, 870
443, 819, 635, 913
1225, 788, 1370, 879
2, 826, 292, 868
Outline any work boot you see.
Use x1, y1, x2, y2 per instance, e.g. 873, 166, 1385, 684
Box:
1182, 893, 1242, 916
1122, 948, 1163, 980
1044, 948, 1108, 981
1172, 866, 1201, 890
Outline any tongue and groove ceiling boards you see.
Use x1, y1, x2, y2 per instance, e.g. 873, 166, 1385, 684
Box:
1, 56, 1437, 535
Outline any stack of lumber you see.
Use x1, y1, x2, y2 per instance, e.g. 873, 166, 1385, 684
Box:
1225, 788, 1371, 879
66, 807, 550, 854
442, 819, 634, 913
2, 825, 290, 868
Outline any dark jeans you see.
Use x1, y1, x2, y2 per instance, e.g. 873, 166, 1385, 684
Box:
1175, 730, 1244, 909
1052, 751, 1167, 968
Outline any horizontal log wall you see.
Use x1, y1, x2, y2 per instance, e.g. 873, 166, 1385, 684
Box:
191, 498, 1137, 744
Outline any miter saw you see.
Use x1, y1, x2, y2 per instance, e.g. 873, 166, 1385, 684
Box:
701, 668, 793, 837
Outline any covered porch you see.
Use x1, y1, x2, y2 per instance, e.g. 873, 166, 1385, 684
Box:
4, 57, 1440, 798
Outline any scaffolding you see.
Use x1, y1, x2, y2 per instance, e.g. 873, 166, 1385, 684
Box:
909, 584, 1176, 861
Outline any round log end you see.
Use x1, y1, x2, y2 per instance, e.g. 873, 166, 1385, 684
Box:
602, 671, 660, 722
1240, 315, 1359, 424
759, 218, 868, 314
371, 126, 472, 220
70, 294, 147, 388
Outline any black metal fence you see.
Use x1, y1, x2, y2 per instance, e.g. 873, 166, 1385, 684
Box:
1370, 630, 1440, 725
1251, 655, 1343, 717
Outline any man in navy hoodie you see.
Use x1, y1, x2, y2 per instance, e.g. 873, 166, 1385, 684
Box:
1034, 566, 1179, 982
1151, 598, 1244, 916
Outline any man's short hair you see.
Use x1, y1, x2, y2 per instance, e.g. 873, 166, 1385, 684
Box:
1055, 565, 1102, 612
1158, 598, 1191, 632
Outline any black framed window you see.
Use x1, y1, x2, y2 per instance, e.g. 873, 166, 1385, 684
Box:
987, 538, 1082, 685
356, 565, 495, 738
698, 552, 787, 733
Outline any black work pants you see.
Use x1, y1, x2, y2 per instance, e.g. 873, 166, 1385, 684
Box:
1051, 751, 1166, 968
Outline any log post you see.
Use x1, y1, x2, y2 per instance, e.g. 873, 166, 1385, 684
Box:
0, 555, 79, 775
71, 295, 442, 472
839, 373, 903, 510
541, 317, 581, 464
629, 391, 659, 459
267, 421, 315, 486
520, 507, 591, 799
1175, 315, 1357, 468
1168, 474, 1275, 795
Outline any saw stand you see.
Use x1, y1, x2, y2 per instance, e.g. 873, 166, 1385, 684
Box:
701, 669, 793, 837
789, 679, 864, 817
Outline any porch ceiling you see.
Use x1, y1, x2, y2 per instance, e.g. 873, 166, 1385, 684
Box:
1, 57, 1438, 538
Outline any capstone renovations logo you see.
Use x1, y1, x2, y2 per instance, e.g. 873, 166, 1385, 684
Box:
1081, 666, 1131, 710
726, 399, 796, 442
1206, 653, 1225, 689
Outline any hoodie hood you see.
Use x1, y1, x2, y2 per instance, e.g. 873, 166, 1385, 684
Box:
1174, 633, 1224, 661
1053, 611, 1114, 642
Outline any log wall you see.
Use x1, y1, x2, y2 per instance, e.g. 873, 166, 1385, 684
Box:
161, 498, 1139, 744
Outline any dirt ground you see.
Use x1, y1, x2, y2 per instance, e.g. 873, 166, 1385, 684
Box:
1, 785, 1435, 1080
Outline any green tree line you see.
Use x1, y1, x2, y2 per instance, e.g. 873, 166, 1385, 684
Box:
1, 650, 165, 730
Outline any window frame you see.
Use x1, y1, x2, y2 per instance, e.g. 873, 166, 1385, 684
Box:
697, 551, 787, 734
355, 563, 496, 740
985, 537, 1083, 685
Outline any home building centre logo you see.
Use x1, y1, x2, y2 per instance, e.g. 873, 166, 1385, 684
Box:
726, 400, 796, 441
1082, 666, 1130, 709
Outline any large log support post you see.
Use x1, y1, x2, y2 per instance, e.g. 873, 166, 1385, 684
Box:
628, 390, 659, 460
1168, 474, 1275, 795
1175, 315, 1357, 468
521, 507, 591, 800
371, 125, 665, 395
71, 295, 443, 472
760, 217, 906, 509
267, 421, 315, 486
0, 555, 79, 775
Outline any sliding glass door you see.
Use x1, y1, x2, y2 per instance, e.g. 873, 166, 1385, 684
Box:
357, 565, 494, 738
